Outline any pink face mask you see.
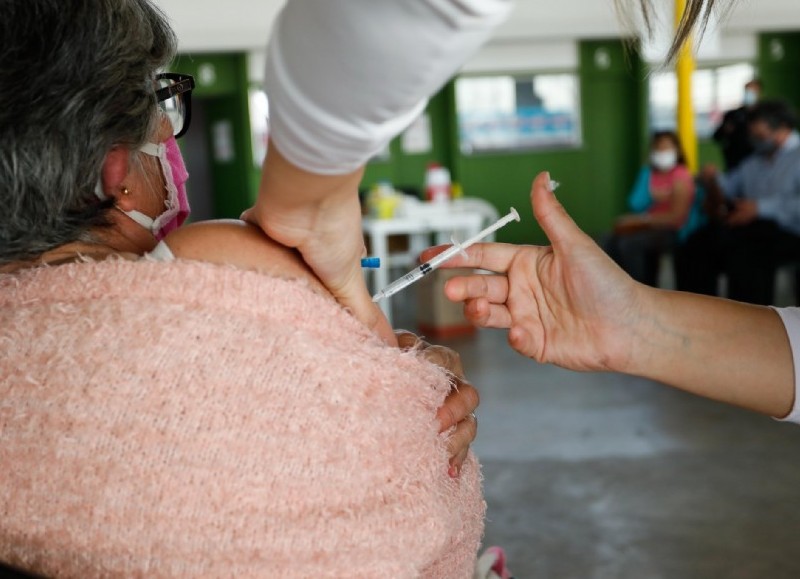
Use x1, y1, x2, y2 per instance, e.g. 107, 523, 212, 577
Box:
94, 136, 190, 241
128, 136, 191, 240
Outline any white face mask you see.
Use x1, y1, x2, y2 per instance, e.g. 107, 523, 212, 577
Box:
743, 88, 759, 106
650, 150, 678, 172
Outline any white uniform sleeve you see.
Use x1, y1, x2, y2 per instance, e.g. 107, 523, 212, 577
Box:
771, 307, 800, 424
264, 0, 512, 175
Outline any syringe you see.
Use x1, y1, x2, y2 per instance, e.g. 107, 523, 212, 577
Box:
372, 207, 521, 302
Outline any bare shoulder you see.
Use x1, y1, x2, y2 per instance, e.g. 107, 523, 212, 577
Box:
163, 220, 325, 292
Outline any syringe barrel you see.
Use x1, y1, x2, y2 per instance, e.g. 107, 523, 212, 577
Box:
373, 266, 426, 300
426, 247, 461, 270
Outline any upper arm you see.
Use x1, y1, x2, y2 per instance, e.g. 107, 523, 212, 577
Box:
162, 220, 327, 293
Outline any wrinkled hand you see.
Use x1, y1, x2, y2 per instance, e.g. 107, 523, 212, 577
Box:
727, 199, 758, 227
420, 172, 643, 373
396, 331, 479, 477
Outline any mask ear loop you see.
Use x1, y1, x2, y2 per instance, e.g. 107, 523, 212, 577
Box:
93, 147, 160, 232
139, 143, 162, 157
136, 140, 182, 240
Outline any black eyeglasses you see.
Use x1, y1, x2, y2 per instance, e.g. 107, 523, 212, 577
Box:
155, 72, 195, 139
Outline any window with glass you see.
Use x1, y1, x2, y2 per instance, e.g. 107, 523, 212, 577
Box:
455, 73, 582, 154
648, 62, 755, 138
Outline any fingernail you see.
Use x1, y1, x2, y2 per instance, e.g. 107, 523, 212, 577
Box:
448, 465, 460, 479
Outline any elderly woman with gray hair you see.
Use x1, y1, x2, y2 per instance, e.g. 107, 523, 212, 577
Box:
0, 1, 485, 576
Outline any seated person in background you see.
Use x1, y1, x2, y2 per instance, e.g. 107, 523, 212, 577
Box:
0, 1, 481, 576
711, 78, 762, 172
677, 100, 800, 305
604, 131, 696, 287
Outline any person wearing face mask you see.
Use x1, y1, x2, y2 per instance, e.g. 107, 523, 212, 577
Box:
94, 135, 191, 244
602, 131, 697, 287
677, 100, 800, 305
0, 2, 484, 576
712, 79, 762, 172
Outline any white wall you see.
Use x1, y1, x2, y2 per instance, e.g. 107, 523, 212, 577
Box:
155, 0, 800, 79
155, 0, 283, 52
460, 40, 579, 73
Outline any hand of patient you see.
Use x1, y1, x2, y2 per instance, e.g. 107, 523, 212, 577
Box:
395, 330, 479, 478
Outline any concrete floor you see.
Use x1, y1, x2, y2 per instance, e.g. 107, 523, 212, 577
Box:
445, 330, 800, 579
388, 281, 800, 579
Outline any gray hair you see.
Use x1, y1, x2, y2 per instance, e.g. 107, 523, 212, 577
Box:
0, 0, 176, 263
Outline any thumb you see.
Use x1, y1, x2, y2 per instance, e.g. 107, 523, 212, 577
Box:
530, 172, 587, 250
509, 325, 538, 360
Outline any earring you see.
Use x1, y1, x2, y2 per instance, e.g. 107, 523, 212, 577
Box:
121, 187, 130, 196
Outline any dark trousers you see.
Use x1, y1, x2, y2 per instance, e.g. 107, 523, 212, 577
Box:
676, 219, 800, 305
604, 230, 678, 287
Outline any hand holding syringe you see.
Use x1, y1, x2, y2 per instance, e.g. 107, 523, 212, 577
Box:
373, 207, 522, 302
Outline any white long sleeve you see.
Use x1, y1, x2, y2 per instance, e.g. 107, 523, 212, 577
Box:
264, 0, 512, 175
772, 307, 800, 424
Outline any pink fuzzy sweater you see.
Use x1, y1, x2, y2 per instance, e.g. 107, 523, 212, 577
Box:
0, 259, 484, 578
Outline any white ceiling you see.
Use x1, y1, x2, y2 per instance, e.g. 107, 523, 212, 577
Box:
154, 0, 800, 77
155, 0, 800, 50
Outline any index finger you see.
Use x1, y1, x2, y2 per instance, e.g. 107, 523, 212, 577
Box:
419, 242, 523, 275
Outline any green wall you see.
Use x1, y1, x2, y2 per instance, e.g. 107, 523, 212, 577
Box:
363, 39, 649, 245
360, 35, 800, 246
758, 32, 800, 111
178, 36, 796, 232
362, 88, 454, 190
171, 52, 256, 218
698, 139, 724, 169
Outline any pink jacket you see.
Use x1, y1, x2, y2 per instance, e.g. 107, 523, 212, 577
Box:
0, 259, 483, 578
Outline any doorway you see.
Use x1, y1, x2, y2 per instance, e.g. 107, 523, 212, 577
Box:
180, 99, 216, 222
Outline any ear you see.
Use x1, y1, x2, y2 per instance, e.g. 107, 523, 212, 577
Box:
100, 147, 132, 200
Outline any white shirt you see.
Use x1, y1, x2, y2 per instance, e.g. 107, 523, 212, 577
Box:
264, 0, 512, 175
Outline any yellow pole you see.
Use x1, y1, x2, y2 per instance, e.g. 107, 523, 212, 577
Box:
675, 0, 698, 173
